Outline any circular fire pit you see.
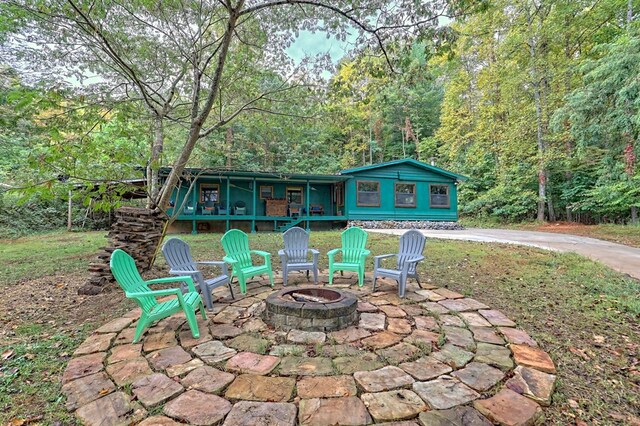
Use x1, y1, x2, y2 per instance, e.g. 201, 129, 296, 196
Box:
263, 287, 358, 332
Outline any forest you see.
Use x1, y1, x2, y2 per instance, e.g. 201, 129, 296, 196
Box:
0, 0, 639, 230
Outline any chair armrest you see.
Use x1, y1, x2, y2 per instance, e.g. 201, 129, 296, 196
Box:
169, 269, 198, 276
374, 253, 395, 268
251, 250, 271, 259
146, 275, 197, 293
310, 249, 320, 262
197, 261, 229, 276
278, 249, 287, 262
361, 249, 371, 257
327, 248, 341, 261
223, 256, 238, 265
126, 288, 182, 299
404, 255, 425, 264
309, 249, 320, 255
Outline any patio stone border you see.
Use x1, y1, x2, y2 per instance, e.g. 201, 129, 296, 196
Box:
62, 272, 555, 425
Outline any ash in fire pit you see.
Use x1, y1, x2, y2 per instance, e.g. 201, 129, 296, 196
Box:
263, 287, 358, 332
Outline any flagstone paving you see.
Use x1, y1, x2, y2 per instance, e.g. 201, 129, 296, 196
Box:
62, 273, 557, 425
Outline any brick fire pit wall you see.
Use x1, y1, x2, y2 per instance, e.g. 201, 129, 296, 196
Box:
263, 287, 358, 332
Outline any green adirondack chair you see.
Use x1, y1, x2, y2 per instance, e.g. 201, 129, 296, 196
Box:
110, 249, 206, 343
221, 229, 274, 294
328, 226, 371, 287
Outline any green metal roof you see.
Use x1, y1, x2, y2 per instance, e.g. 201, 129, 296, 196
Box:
158, 167, 350, 182
340, 158, 468, 181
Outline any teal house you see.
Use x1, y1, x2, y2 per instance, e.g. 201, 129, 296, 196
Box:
163, 159, 466, 234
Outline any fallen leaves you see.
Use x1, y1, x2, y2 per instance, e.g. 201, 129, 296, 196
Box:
2, 349, 15, 360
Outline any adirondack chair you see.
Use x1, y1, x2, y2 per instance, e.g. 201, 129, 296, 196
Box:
202, 201, 215, 215
328, 226, 370, 287
373, 229, 426, 297
162, 238, 234, 310
183, 201, 195, 215
221, 229, 274, 294
278, 227, 319, 286
110, 249, 206, 343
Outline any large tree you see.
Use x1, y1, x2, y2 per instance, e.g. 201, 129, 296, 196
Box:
2, 0, 479, 213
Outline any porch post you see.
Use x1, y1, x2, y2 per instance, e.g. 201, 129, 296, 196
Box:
191, 179, 198, 234
306, 180, 310, 231
251, 178, 256, 233
226, 178, 230, 231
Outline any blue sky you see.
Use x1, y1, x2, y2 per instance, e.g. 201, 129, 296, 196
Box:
286, 30, 356, 65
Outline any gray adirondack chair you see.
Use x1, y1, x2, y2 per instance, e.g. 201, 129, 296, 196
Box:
373, 229, 426, 297
278, 227, 319, 286
161, 238, 234, 310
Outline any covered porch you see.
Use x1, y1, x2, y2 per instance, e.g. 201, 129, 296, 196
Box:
164, 169, 349, 233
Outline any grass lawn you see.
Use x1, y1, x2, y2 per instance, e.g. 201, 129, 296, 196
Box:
0, 230, 638, 425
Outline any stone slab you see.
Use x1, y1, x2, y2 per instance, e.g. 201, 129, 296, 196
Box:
166, 358, 205, 378
474, 388, 545, 426
334, 352, 384, 374
451, 362, 505, 392
74, 333, 116, 356
96, 317, 134, 334
210, 324, 244, 339
143, 332, 177, 353
108, 344, 142, 365
418, 406, 492, 426
510, 344, 556, 373
359, 312, 386, 331
329, 326, 372, 343
297, 375, 358, 399
193, 340, 237, 364
414, 316, 440, 331
361, 390, 427, 422
380, 305, 407, 318
181, 366, 236, 394
226, 352, 280, 375
362, 331, 404, 350
460, 312, 492, 327
413, 377, 480, 410
76, 391, 146, 426
498, 327, 538, 347
388, 318, 413, 335
354, 366, 414, 392
62, 352, 106, 384
438, 298, 489, 312
223, 401, 297, 426
505, 366, 556, 406
147, 346, 192, 370
106, 357, 153, 386
443, 326, 476, 351
61, 372, 115, 411
278, 356, 334, 376
224, 374, 295, 402
399, 356, 453, 381
298, 397, 372, 426
470, 327, 505, 345
474, 343, 514, 371
478, 309, 516, 327
164, 390, 232, 425
132, 373, 184, 408
377, 342, 421, 365
287, 329, 326, 344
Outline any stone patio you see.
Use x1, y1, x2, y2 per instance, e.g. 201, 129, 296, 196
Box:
62, 271, 556, 425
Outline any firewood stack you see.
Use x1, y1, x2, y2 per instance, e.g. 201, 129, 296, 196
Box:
78, 207, 166, 295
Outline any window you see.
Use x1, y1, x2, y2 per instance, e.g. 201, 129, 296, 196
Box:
356, 180, 380, 206
199, 184, 219, 203
260, 185, 273, 199
430, 184, 450, 208
395, 183, 416, 208
286, 187, 303, 205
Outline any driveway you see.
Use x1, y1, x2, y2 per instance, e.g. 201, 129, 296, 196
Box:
367, 228, 640, 281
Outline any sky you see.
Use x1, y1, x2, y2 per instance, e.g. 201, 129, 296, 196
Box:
286, 30, 357, 68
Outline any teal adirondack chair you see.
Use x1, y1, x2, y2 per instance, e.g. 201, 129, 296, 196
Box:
110, 249, 206, 343
221, 229, 274, 294
328, 226, 371, 287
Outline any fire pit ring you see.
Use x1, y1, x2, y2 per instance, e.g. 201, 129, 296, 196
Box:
263, 287, 358, 332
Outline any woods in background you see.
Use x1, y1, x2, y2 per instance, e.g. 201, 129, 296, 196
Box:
1, 0, 638, 224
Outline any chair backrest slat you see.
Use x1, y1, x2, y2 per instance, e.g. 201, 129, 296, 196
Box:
162, 238, 198, 272
221, 229, 253, 268
342, 227, 368, 263
283, 227, 309, 263
397, 229, 426, 274
110, 249, 158, 312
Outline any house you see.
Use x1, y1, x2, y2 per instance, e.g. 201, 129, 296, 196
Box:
162, 159, 466, 234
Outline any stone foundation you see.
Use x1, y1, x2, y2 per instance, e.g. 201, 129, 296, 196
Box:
348, 220, 465, 230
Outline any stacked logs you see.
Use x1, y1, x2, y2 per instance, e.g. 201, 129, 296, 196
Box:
78, 207, 166, 295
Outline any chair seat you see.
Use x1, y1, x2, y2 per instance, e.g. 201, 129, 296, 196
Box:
287, 262, 314, 269
376, 268, 402, 278
332, 262, 361, 269
150, 291, 200, 317
241, 265, 270, 277
204, 275, 230, 287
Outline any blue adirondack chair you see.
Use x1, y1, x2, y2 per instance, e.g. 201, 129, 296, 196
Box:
373, 229, 426, 297
328, 226, 370, 287
279, 227, 319, 286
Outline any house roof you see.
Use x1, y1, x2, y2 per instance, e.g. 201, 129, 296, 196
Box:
340, 158, 468, 181
158, 167, 350, 182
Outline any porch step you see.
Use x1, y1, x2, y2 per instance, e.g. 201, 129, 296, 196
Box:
276, 217, 304, 232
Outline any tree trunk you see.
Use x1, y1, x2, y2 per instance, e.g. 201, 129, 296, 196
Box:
147, 116, 164, 209
226, 127, 233, 168
631, 206, 638, 224
156, 5, 241, 210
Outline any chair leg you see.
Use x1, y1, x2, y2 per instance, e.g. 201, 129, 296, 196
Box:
238, 275, 247, 294
132, 316, 149, 344
313, 266, 318, 284
372, 272, 377, 292
306, 270, 310, 280
201, 285, 214, 311
199, 301, 207, 319
282, 267, 288, 287
227, 281, 235, 299
184, 308, 200, 338
328, 265, 334, 285
358, 268, 365, 287
267, 269, 274, 287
